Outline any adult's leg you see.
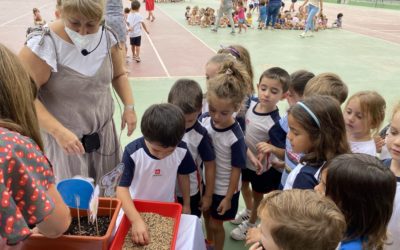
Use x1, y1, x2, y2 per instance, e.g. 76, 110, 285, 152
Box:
270, 4, 281, 28
213, 7, 224, 30
226, 8, 236, 32
306, 5, 319, 32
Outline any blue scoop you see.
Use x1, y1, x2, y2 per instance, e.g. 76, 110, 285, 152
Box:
57, 179, 94, 209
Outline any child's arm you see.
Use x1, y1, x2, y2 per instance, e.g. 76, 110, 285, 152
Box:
141, 22, 149, 34
256, 142, 285, 160
177, 174, 191, 214
201, 160, 216, 211
247, 148, 263, 174
217, 167, 241, 215
116, 187, 149, 245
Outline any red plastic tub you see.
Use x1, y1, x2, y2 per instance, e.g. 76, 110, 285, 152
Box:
110, 200, 182, 250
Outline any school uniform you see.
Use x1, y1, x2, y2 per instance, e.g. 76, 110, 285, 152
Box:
242, 99, 282, 193
200, 114, 247, 220
176, 121, 215, 217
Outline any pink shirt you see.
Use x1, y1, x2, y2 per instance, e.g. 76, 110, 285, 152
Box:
238, 7, 245, 19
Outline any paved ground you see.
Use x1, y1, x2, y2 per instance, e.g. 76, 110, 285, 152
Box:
1, 1, 400, 249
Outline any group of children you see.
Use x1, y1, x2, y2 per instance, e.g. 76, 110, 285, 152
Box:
185, 1, 343, 31
116, 43, 399, 250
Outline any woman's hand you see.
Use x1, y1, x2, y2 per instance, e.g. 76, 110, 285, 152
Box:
121, 108, 137, 136
131, 217, 150, 245
54, 127, 85, 155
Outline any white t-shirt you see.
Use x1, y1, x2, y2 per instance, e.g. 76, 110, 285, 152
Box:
387, 178, 400, 250
127, 12, 143, 38
26, 27, 117, 76
176, 121, 215, 197
200, 115, 247, 196
245, 100, 280, 171
350, 139, 377, 156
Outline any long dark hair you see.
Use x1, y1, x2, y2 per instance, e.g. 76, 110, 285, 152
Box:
324, 153, 396, 250
288, 95, 350, 166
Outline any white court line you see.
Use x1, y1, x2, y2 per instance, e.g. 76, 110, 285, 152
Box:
0, 2, 53, 27
156, 6, 217, 54
143, 31, 171, 78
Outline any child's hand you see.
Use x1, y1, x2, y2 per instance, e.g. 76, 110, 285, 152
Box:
256, 142, 275, 155
217, 197, 231, 215
131, 217, 150, 245
246, 227, 262, 245
249, 241, 265, 250
374, 135, 385, 153
249, 152, 264, 175
200, 195, 212, 212
182, 204, 191, 214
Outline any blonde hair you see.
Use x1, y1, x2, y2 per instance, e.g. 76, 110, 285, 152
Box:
218, 45, 254, 94
62, 0, 105, 21
392, 102, 400, 120
258, 190, 346, 250
206, 56, 250, 110
304, 73, 348, 104
0, 43, 44, 150
346, 91, 386, 136
207, 53, 252, 96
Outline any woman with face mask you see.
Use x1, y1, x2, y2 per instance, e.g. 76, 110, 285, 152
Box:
19, 0, 137, 187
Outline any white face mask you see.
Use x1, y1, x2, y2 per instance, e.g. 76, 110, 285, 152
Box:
64, 25, 99, 50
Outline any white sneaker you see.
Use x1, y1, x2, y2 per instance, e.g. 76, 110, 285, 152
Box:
230, 208, 251, 225
230, 221, 256, 241
299, 32, 306, 38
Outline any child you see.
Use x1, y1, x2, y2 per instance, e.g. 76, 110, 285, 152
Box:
33, 8, 46, 26
268, 70, 315, 189
116, 104, 196, 246
332, 12, 343, 28
185, 6, 191, 21
168, 79, 216, 218
237, 1, 247, 33
246, 12, 253, 28
200, 66, 248, 250
247, 189, 346, 250
204, 53, 252, 113
127, 0, 149, 62
385, 102, 400, 250
258, 0, 267, 29
303, 72, 348, 104
230, 67, 290, 240
343, 91, 386, 156
315, 153, 396, 250
284, 95, 350, 190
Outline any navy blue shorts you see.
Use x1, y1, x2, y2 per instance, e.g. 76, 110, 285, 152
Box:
130, 36, 141, 46
242, 167, 282, 193
177, 191, 201, 218
210, 191, 240, 221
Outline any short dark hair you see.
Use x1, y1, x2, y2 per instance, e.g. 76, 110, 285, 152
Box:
131, 0, 140, 11
168, 79, 203, 114
259, 67, 290, 93
289, 70, 315, 96
124, 7, 130, 14
324, 153, 396, 250
141, 104, 185, 147
337, 13, 343, 18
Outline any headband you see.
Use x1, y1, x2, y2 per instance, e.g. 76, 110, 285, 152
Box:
220, 45, 241, 59
297, 102, 321, 128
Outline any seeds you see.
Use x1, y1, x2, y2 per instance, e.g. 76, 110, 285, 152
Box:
123, 212, 174, 250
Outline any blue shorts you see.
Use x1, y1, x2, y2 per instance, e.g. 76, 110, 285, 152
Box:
177, 191, 201, 218
242, 167, 282, 193
239, 18, 245, 24
210, 191, 240, 221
